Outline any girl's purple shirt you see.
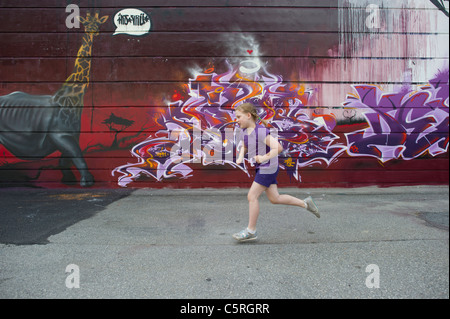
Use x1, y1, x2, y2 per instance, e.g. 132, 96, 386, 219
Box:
240, 124, 272, 168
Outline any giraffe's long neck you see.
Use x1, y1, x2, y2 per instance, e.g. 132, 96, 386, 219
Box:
53, 32, 94, 112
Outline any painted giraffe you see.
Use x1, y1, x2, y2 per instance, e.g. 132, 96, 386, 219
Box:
0, 12, 108, 187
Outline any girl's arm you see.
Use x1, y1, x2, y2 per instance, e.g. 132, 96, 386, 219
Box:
236, 145, 246, 165
254, 135, 283, 164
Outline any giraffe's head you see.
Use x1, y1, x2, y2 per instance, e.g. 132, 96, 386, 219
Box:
79, 12, 109, 36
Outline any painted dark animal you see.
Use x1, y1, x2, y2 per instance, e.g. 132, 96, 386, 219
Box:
0, 12, 108, 187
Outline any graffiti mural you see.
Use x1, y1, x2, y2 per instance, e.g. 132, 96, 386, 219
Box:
0, 2, 448, 188
112, 60, 348, 186
113, 60, 449, 187
0, 12, 108, 187
344, 70, 449, 162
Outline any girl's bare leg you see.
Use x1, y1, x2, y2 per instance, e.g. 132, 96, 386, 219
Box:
247, 182, 267, 231
265, 184, 307, 208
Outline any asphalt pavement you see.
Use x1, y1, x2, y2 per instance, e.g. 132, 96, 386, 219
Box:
0, 185, 448, 301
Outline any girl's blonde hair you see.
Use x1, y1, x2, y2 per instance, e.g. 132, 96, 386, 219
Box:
236, 103, 269, 127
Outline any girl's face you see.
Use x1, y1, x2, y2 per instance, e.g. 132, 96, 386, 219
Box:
235, 110, 253, 128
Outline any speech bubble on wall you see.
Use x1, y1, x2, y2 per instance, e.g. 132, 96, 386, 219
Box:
113, 8, 151, 36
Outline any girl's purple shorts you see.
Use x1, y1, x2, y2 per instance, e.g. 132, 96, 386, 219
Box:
254, 167, 279, 188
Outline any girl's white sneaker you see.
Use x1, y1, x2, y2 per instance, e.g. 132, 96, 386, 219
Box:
232, 228, 258, 242
304, 196, 320, 218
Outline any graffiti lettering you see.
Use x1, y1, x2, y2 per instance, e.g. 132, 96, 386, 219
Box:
344, 70, 449, 162
113, 62, 448, 187
116, 13, 150, 26
113, 60, 347, 186
113, 8, 151, 36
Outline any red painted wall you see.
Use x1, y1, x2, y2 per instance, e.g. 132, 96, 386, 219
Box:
0, 0, 448, 188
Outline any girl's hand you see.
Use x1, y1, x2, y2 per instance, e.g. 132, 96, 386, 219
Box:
236, 158, 243, 165
253, 155, 265, 164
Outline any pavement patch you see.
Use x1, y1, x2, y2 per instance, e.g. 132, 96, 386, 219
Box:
418, 211, 449, 230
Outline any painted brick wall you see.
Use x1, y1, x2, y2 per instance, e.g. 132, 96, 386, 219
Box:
0, 0, 448, 188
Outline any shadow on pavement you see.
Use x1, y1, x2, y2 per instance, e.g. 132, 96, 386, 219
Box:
0, 188, 134, 245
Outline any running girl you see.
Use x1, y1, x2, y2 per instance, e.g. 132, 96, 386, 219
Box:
233, 103, 320, 242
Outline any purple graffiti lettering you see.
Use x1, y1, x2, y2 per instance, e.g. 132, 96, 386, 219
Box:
113, 62, 448, 187
344, 70, 449, 162
113, 61, 346, 186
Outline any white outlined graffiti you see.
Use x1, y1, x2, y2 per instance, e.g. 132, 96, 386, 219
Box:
112, 59, 347, 186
